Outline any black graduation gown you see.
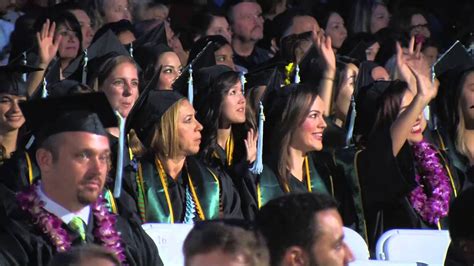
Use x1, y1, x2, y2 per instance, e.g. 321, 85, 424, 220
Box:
0, 149, 39, 192
358, 128, 458, 249
0, 185, 163, 266
123, 154, 243, 223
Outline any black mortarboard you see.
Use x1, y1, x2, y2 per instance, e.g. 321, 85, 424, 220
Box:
298, 45, 322, 86
133, 43, 173, 84
133, 20, 167, 48
0, 64, 42, 96
279, 31, 313, 63
353, 80, 394, 141
92, 20, 135, 44
20, 92, 117, 144
47, 79, 93, 98
172, 39, 217, 100
128, 90, 184, 146
194, 65, 234, 92
188, 35, 227, 68
339, 32, 377, 65
245, 59, 285, 90
63, 30, 131, 85
355, 61, 380, 96
433, 40, 474, 78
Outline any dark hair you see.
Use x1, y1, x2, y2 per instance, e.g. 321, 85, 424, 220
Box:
256, 193, 338, 266
390, 7, 430, 36
265, 84, 318, 187
48, 244, 121, 266
371, 80, 408, 135
183, 221, 269, 266
35, 11, 83, 53
190, 10, 227, 40
449, 187, 474, 241
197, 71, 242, 165
349, 0, 389, 34
92, 19, 135, 44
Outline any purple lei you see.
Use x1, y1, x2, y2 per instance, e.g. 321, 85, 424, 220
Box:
17, 184, 127, 264
409, 139, 452, 225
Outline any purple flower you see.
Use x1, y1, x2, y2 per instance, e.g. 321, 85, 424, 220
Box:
409, 139, 452, 225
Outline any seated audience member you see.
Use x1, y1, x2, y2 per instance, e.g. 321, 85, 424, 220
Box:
444, 187, 474, 266
227, 0, 270, 71
183, 220, 269, 266
48, 244, 122, 266
0, 93, 162, 266
256, 193, 354, 266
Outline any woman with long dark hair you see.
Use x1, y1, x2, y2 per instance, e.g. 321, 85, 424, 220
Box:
356, 48, 461, 248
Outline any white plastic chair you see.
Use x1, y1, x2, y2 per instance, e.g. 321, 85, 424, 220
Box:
343, 227, 370, 260
375, 229, 450, 265
142, 223, 194, 266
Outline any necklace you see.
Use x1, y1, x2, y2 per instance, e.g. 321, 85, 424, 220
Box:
17, 184, 127, 263
409, 139, 452, 225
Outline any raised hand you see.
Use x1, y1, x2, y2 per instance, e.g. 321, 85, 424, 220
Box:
396, 36, 430, 90
244, 128, 258, 164
408, 63, 437, 105
36, 19, 62, 66
316, 34, 336, 72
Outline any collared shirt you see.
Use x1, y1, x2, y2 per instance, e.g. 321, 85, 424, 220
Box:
37, 184, 90, 225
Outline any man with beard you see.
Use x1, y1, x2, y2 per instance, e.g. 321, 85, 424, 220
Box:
0, 93, 163, 266
256, 193, 354, 266
227, 0, 271, 71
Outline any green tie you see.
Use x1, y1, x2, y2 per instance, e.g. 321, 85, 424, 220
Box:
69, 216, 86, 241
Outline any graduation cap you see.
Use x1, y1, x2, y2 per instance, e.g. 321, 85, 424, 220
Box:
297, 45, 324, 86
352, 80, 395, 143
133, 43, 173, 84
0, 64, 43, 96
431, 41, 474, 132
92, 20, 135, 45
47, 79, 93, 98
20, 92, 117, 145
63, 30, 131, 86
127, 90, 184, 148
172, 39, 217, 103
279, 31, 313, 63
133, 20, 167, 48
433, 40, 474, 80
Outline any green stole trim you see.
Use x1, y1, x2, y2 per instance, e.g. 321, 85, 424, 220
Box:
258, 158, 329, 208
138, 159, 221, 223
334, 147, 368, 243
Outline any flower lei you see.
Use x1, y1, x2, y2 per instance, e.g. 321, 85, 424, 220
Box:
16, 184, 127, 264
409, 139, 452, 225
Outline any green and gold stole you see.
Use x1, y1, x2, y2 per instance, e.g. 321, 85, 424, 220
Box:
136, 156, 221, 223
257, 156, 330, 208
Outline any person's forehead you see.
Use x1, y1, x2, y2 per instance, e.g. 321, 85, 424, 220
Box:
234, 2, 261, 15
314, 209, 343, 236
411, 14, 427, 24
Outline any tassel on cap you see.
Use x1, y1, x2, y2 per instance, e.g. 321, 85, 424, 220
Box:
22, 52, 27, 82
41, 77, 48, 98
240, 73, 246, 94
250, 101, 264, 174
113, 111, 126, 198
294, 64, 300, 84
345, 95, 356, 147
82, 49, 88, 84
188, 65, 194, 104
129, 42, 134, 58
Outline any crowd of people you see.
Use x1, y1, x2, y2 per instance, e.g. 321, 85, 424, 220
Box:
0, 0, 473, 265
